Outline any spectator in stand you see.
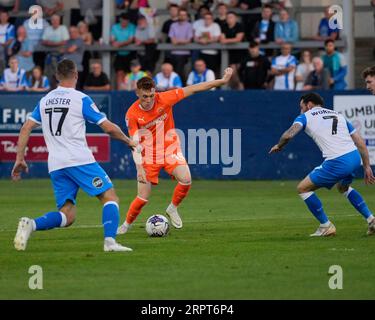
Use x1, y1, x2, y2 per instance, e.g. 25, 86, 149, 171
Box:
262, 0, 292, 21
168, 8, 193, 82
121, 59, 148, 91
8, 25, 34, 73
0, 55, 27, 91
116, 0, 150, 9
111, 12, 136, 90
295, 50, 314, 90
187, 59, 215, 86
237, 0, 262, 41
303, 57, 330, 91
322, 39, 347, 90
154, 62, 183, 91
215, 0, 238, 8
23, 12, 49, 69
62, 26, 85, 89
193, 5, 210, 33
274, 9, 299, 44
194, 12, 221, 75
0, 10, 15, 65
215, 3, 228, 30
220, 11, 245, 65
0, 0, 19, 13
271, 42, 297, 90
162, 4, 179, 43
41, 14, 69, 87
41, 14, 69, 48
313, 6, 340, 41
252, 5, 275, 44
36, 0, 64, 17
26, 66, 50, 92
77, 21, 93, 45
84, 61, 111, 91
238, 41, 271, 90
135, 15, 157, 73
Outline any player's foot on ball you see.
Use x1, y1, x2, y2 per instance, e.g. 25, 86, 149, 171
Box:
117, 222, 131, 235
367, 218, 375, 236
104, 237, 132, 252
310, 222, 336, 237
14, 217, 34, 251
166, 203, 183, 229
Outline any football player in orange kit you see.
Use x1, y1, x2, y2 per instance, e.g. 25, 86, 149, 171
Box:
117, 67, 233, 234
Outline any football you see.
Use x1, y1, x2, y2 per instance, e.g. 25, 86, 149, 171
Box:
145, 215, 170, 237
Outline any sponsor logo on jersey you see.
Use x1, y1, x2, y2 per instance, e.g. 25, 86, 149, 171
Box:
92, 177, 103, 188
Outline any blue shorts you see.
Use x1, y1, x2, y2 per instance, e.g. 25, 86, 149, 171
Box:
50, 162, 113, 209
309, 150, 361, 189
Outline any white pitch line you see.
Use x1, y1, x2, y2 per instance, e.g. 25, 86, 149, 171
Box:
0, 214, 363, 232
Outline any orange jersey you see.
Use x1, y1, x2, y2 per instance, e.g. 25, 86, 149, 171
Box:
126, 88, 185, 164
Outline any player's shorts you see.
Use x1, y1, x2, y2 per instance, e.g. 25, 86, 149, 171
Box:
143, 152, 187, 185
50, 162, 113, 209
309, 149, 361, 189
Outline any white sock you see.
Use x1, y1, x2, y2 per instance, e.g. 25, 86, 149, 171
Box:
31, 220, 36, 231
320, 221, 331, 228
367, 215, 375, 224
104, 237, 115, 243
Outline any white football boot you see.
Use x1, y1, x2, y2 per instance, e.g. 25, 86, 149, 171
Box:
367, 218, 375, 236
14, 217, 34, 251
104, 237, 132, 252
310, 222, 336, 237
166, 203, 183, 229
117, 222, 131, 235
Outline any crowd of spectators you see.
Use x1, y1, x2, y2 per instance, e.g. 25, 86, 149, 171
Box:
0, 0, 348, 92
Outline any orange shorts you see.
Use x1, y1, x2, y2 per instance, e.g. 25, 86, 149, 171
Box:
143, 152, 187, 185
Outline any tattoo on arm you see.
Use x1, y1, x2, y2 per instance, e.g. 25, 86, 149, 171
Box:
278, 123, 303, 149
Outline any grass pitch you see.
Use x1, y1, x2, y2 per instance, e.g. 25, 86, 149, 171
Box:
0, 179, 375, 299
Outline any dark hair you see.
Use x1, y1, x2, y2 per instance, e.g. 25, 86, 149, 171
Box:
227, 11, 237, 16
137, 77, 155, 91
249, 41, 259, 48
263, 4, 273, 10
217, 3, 227, 8
362, 65, 375, 79
300, 93, 325, 106
204, 12, 213, 18
324, 39, 335, 46
56, 59, 77, 80
168, 4, 179, 9
120, 12, 130, 20
31, 66, 44, 88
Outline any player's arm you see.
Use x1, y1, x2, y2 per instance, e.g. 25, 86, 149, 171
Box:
11, 119, 39, 181
182, 67, 233, 98
100, 120, 136, 150
351, 131, 375, 185
269, 123, 303, 154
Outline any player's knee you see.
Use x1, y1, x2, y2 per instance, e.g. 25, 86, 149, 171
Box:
337, 184, 349, 194
297, 183, 308, 194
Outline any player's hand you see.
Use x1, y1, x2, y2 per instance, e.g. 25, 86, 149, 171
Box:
128, 139, 137, 151
137, 167, 148, 184
364, 166, 375, 185
11, 159, 29, 181
221, 68, 233, 84
269, 144, 282, 154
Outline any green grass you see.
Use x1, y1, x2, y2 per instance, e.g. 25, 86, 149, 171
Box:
1, 179, 375, 299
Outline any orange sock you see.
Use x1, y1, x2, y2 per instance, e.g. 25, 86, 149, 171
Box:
172, 183, 191, 207
126, 196, 148, 224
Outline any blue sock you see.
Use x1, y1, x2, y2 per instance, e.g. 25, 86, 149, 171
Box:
345, 188, 372, 220
102, 202, 120, 239
300, 192, 329, 224
34, 212, 66, 231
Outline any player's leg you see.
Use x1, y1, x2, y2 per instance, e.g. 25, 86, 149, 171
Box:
14, 170, 79, 251
297, 176, 336, 237
117, 181, 152, 235
337, 182, 375, 235
96, 188, 132, 252
166, 164, 192, 229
